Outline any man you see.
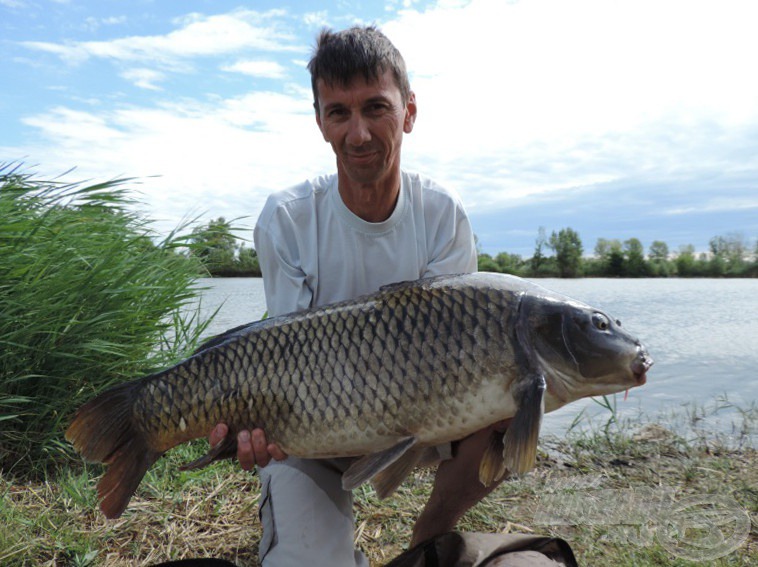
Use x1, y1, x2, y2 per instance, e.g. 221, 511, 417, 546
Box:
209, 26, 514, 565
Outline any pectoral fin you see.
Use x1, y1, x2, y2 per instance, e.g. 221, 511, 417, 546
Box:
503, 375, 546, 474
370, 446, 424, 499
342, 436, 417, 491
478, 429, 507, 486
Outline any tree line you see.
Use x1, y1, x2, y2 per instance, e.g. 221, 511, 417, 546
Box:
477, 227, 758, 278
190, 218, 757, 278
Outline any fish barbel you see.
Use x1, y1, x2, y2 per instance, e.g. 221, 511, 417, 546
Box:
66, 273, 652, 518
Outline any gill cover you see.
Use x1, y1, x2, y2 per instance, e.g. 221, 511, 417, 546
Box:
491, 292, 547, 478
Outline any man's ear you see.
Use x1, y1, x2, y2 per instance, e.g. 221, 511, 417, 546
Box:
315, 107, 329, 142
404, 91, 417, 134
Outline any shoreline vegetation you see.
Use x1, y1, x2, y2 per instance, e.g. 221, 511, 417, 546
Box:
1, 167, 756, 564
192, 219, 758, 279
191, 220, 758, 280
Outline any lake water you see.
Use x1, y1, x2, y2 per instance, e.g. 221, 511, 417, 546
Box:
193, 277, 758, 444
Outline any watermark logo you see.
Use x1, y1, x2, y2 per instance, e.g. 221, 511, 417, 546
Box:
533, 486, 750, 561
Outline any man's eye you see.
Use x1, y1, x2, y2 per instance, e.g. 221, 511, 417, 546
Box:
366, 103, 388, 114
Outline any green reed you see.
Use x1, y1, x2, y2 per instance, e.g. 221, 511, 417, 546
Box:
0, 163, 212, 474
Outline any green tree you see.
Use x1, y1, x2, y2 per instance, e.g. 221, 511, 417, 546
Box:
594, 238, 618, 260
675, 244, 697, 276
238, 244, 261, 276
648, 240, 671, 277
189, 217, 237, 271
478, 253, 500, 272
750, 239, 758, 277
709, 233, 748, 276
594, 238, 624, 276
607, 248, 625, 277
494, 252, 523, 275
530, 227, 547, 274
624, 238, 648, 277
648, 240, 669, 262
549, 228, 583, 278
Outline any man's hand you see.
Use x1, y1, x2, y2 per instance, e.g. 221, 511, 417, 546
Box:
411, 419, 512, 546
209, 423, 288, 470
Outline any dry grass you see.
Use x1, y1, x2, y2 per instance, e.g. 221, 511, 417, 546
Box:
1, 425, 756, 566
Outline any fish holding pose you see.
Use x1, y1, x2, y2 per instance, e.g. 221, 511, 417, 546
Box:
66, 273, 652, 518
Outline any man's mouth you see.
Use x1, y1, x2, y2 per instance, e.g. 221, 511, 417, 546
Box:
345, 146, 379, 163
348, 152, 376, 163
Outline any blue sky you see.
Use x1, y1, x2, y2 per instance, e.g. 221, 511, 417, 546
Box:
2, 0, 757, 257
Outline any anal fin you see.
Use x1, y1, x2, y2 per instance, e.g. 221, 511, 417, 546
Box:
341, 436, 417, 491
179, 435, 238, 471
503, 375, 546, 474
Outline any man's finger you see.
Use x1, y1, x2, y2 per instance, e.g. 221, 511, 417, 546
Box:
268, 443, 288, 462
251, 428, 271, 468
237, 430, 256, 470
209, 423, 228, 446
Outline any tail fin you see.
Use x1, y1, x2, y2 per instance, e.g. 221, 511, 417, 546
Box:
66, 380, 162, 518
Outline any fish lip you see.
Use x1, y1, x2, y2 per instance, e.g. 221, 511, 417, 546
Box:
631, 346, 653, 386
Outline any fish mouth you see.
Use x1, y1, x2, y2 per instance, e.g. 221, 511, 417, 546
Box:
631, 345, 653, 385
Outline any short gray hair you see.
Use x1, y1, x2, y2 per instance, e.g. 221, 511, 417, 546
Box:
307, 25, 411, 113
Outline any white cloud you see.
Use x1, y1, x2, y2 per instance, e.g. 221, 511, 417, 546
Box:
83, 15, 126, 31
120, 68, 165, 90
303, 11, 329, 27
7, 90, 334, 232
664, 199, 758, 216
22, 107, 125, 147
21, 9, 303, 67
222, 60, 287, 79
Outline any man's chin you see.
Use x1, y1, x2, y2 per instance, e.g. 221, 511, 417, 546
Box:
341, 165, 384, 186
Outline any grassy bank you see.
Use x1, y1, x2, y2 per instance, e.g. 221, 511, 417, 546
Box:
1, 412, 755, 566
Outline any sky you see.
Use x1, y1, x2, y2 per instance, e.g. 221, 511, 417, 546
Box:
2, 0, 757, 257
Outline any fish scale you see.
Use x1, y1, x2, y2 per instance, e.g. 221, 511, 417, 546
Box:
66, 272, 651, 518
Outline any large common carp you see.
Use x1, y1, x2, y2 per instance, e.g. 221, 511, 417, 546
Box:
67, 273, 652, 518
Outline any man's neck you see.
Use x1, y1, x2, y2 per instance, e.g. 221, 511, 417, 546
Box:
337, 170, 401, 223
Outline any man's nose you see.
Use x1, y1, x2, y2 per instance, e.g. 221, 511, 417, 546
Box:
346, 113, 371, 146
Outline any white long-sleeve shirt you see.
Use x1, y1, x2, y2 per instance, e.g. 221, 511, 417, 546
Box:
254, 170, 477, 317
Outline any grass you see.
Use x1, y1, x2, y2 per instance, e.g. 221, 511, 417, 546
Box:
0, 407, 755, 566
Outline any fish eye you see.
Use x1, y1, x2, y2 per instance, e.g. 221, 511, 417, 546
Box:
592, 313, 610, 331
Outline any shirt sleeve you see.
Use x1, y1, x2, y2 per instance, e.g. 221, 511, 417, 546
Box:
423, 196, 478, 278
254, 208, 314, 317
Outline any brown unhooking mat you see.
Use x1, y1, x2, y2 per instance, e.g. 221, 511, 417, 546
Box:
385, 531, 579, 567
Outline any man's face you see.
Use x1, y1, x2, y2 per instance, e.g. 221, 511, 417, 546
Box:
315, 69, 416, 188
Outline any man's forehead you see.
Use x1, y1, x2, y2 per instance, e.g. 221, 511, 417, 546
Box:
316, 69, 402, 101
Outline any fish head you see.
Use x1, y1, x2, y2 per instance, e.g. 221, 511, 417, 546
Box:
520, 293, 653, 405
